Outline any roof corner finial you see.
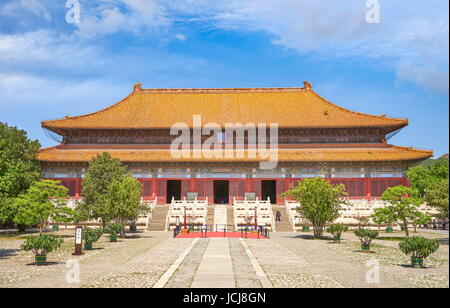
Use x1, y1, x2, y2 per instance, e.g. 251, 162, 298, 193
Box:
303, 81, 312, 91
133, 82, 143, 92
64, 115, 70, 119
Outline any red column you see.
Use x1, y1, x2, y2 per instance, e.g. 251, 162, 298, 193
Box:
245, 179, 252, 192
190, 179, 197, 192
75, 178, 82, 199
151, 179, 157, 198
364, 177, 371, 201
284, 179, 290, 192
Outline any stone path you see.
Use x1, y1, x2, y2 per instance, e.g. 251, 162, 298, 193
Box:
154, 238, 200, 288
164, 238, 209, 288
2, 230, 447, 288
191, 238, 235, 288
213, 205, 228, 230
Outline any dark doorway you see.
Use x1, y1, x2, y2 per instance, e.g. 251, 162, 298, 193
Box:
166, 180, 181, 203
214, 180, 229, 204
262, 180, 277, 204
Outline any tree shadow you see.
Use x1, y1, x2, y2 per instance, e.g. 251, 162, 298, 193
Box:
122, 234, 142, 239
398, 263, 435, 269
25, 261, 63, 266
352, 250, 376, 254
85, 247, 104, 251
0, 230, 40, 238
293, 234, 334, 241
0, 249, 20, 259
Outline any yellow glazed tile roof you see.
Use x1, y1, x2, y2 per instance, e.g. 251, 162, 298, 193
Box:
38, 145, 432, 163
42, 84, 408, 131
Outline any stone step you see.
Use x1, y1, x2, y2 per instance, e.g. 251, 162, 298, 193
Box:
227, 206, 234, 228
147, 205, 170, 231
206, 205, 215, 226
272, 205, 293, 232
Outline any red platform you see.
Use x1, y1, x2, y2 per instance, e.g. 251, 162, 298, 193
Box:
176, 231, 267, 239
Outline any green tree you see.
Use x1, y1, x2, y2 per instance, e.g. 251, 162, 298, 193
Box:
13, 180, 74, 233
107, 176, 143, 237
77, 153, 126, 228
381, 185, 423, 237
407, 158, 448, 210
425, 179, 449, 217
407, 165, 434, 198
371, 206, 396, 229
0, 122, 41, 226
282, 178, 347, 239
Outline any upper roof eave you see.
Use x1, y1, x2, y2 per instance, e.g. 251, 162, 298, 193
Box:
41, 84, 409, 133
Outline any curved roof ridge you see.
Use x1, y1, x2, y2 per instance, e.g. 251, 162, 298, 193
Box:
39, 145, 64, 151
388, 144, 433, 154
42, 91, 135, 126
309, 90, 408, 124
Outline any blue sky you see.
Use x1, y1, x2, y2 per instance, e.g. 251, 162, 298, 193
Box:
0, 0, 448, 156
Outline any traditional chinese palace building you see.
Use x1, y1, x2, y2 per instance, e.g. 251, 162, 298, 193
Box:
38, 82, 432, 204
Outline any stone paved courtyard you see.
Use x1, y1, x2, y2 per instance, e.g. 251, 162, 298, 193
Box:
0, 229, 448, 288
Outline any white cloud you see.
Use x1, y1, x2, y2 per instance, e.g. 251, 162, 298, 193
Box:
0, 73, 126, 109
0, 0, 52, 21
396, 63, 449, 95
1, 0, 448, 94
0, 31, 103, 74
185, 0, 449, 94
75, 0, 169, 38
174, 34, 187, 41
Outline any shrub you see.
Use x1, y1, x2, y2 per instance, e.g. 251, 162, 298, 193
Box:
354, 228, 379, 247
105, 223, 124, 237
83, 227, 103, 245
399, 236, 440, 260
326, 224, 348, 239
21, 234, 64, 255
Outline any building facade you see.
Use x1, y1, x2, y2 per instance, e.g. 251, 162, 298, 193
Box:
38, 82, 432, 204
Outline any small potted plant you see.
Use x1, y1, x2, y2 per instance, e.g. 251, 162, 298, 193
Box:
302, 225, 310, 232
354, 228, 379, 253
20, 234, 64, 266
326, 224, 348, 243
105, 223, 123, 242
52, 225, 59, 232
399, 236, 440, 268
83, 227, 103, 250
128, 218, 139, 232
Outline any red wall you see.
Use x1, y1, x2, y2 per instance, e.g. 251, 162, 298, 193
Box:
46, 177, 409, 203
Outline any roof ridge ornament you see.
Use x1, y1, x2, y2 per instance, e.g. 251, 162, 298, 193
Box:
133, 82, 143, 92
303, 81, 312, 91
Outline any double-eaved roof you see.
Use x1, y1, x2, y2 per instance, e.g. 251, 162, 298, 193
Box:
42, 83, 408, 132
39, 83, 432, 165
38, 143, 432, 164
